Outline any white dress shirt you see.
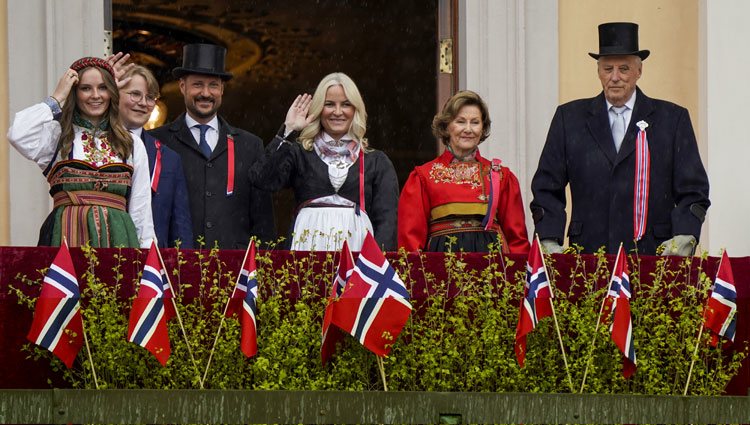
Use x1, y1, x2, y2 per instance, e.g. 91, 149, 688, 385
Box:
606, 91, 637, 133
185, 114, 220, 152
7, 102, 156, 247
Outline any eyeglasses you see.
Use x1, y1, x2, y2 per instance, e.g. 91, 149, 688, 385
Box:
125, 90, 158, 106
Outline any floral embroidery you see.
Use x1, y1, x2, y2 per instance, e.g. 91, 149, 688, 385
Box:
72, 110, 118, 166
429, 162, 483, 188
80, 130, 119, 165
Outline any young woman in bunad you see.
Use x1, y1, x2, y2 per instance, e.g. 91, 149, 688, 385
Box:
7, 57, 155, 248
398, 90, 530, 254
250, 72, 399, 251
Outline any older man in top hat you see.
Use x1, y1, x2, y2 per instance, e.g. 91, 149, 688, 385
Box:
151, 43, 274, 249
530, 22, 710, 256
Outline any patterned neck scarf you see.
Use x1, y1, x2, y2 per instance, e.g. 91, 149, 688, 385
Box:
73, 109, 109, 133
446, 144, 478, 162
313, 133, 360, 164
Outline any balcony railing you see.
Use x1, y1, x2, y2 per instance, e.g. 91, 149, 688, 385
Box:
2, 389, 750, 424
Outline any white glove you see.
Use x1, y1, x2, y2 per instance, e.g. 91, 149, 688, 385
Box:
541, 239, 564, 254
659, 234, 697, 256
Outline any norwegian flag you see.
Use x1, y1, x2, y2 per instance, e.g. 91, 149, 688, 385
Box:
330, 232, 412, 357
225, 241, 255, 318
605, 246, 637, 378
703, 251, 737, 347
26, 241, 84, 368
161, 262, 175, 321
127, 242, 173, 366
321, 240, 355, 365
225, 241, 259, 357
514, 237, 554, 367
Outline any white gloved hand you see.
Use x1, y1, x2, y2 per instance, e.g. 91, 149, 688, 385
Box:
659, 234, 697, 256
541, 239, 564, 254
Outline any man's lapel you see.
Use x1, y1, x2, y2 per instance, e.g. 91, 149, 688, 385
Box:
171, 113, 205, 157
586, 93, 617, 165
614, 87, 655, 167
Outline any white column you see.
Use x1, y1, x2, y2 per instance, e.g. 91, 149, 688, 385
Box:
6, 0, 106, 246
701, 0, 750, 256
458, 0, 559, 237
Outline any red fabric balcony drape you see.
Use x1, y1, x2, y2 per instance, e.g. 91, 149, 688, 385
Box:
0, 246, 747, 394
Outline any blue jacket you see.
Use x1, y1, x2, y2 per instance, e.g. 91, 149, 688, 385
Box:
141, 129, 194, 249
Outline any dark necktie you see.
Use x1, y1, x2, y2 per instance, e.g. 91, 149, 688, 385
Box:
196, 124, 212, 158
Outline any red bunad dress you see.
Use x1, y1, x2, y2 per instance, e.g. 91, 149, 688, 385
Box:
398, 149, 530, 254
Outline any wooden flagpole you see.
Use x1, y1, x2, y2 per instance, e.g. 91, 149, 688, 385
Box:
376, 356, 389, 391
683, 251, 725, 395
536, 235, 574, 392
202, 240, 253, 384
67, 237, 99, 389
579, 242, 622, 393
80, 319, 100, 389
154, 241, 204, 389
683, 323, 705, 395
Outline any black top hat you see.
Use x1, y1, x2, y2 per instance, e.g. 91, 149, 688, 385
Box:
588, 22, 650, 60
172, 43, 233, 81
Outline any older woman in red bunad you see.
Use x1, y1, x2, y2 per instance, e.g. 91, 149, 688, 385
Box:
398, 90, 530, 254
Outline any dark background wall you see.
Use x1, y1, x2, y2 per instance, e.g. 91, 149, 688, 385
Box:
114, 0, 439, 237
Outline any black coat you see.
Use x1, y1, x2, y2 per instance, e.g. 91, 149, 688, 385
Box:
150, 114, 275, 249
530, 87, 710, 254
249, 134, 399, 250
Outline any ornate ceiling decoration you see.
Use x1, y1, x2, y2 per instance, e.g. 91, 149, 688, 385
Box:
113, 0, 323, 86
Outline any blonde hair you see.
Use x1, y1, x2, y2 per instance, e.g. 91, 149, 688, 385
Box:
121, 65, 160, 98
59, 66, 133, 160
298, 72, 369, 151
432, 90, 491, 145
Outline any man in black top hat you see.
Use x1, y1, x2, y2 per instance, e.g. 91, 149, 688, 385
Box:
530, 22, 710, 256
151, 43, 274, 249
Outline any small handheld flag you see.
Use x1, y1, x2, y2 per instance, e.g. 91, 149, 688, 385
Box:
514, 237, 554, 367
703, 251, 737, 346
26, 241, 84, 368
225, 240, 259, 357
127, 242, 172, 366
606, 246, 637, 378
684, 250, 737, 395
331, 232, 412, 357
322, 240, 354, 365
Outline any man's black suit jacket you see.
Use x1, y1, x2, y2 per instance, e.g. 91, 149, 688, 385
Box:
151, 114, 275, 249
530, 87, 710, 254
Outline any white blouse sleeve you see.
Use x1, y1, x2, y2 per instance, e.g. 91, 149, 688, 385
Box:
128, 134, 156, 248
7, 102, 62, 170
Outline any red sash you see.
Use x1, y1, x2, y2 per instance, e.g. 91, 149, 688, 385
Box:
633, 126, 650, 241
151, 140, 162, 192
481, 158, 503, 231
